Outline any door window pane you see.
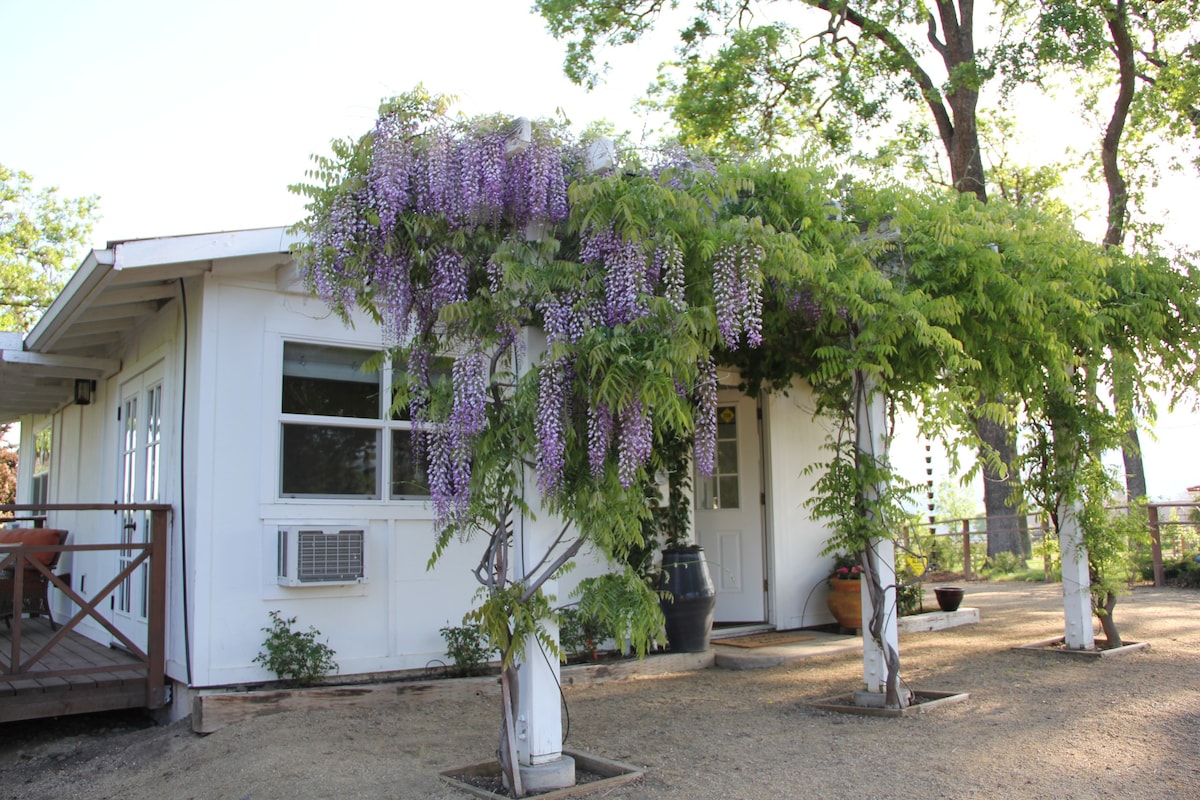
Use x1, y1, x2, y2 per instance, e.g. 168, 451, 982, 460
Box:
281, 423, 379, 498
698, 404, 740, 509
30, 426, 52, 506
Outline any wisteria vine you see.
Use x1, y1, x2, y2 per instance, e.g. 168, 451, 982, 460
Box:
295, 98, 772, 533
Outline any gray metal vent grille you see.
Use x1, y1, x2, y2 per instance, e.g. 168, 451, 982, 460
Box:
296, 528, 364, 582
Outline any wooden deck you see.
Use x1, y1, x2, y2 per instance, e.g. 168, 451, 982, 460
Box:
0, 503, 171, 724
0, 616, 149, 723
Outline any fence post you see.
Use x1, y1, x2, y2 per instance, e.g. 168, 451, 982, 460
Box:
961, 519, 972, 581
1147, 504, 1165, 588
146, 507, 168, 708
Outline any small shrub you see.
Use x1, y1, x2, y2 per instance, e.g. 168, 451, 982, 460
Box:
915, 533, 960, 574
985, 551, 1025, 576
439, 622, 494, 675
1155, 553, 1200, 588
253, 610, 338, 686
896, 581, 923, 616
558, 606, 610, 661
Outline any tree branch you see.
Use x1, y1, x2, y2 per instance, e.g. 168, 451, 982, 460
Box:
927, 15, 948, 60
810, 0, 955, 162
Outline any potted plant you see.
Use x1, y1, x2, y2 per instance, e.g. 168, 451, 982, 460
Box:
826, 552, 863, 631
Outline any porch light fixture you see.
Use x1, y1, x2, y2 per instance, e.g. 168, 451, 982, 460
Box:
74, 378, 96, 406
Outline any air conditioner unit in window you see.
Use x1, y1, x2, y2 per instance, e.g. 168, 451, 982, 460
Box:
277, 527, 367, 586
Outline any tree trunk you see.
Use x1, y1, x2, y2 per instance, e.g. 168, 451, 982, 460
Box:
1121, 426, 1148, 503
1097, 590, 1122, 649
977, 412, 1027, 559
1102, 3, 1149, 505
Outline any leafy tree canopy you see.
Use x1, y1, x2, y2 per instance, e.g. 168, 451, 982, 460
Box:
0, 163, 98, 332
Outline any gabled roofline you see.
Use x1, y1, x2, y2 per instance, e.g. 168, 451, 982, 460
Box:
25, 248, 116, 353
25, 226, 300, 353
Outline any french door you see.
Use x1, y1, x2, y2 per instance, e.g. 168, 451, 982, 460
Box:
113, 364, 165, 649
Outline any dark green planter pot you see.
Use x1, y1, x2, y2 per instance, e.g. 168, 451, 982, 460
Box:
659, 546, 717, 652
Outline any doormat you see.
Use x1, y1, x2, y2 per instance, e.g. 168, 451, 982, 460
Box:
714, 631, 815, 648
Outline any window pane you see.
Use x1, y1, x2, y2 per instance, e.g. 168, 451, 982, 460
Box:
717, 441, 739, 474
281, 423, 379, 498
391, 430, 430, 497
283, 342, 379, 418
718, 475, 740, 509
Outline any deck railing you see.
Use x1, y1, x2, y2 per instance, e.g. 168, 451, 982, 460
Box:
0, 503, 170, 710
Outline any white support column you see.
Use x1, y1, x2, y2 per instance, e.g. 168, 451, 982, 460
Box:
853, 370, 901, 701
860, 538, 900, 694
512, 326, 574, 790
514, 506, 566, 766
1058, 499, 1095, 650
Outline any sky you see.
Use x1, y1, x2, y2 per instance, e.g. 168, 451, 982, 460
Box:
2, 0, 1197, 499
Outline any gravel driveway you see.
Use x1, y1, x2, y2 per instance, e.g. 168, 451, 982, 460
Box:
2, 581, 1197, 800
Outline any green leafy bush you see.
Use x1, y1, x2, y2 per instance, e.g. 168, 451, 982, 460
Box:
1146, 552, 1200, 587
558, 606, 611, 661
253, 610, 338, 686
914, 532, 961, 573
439, 622, 495, 675
985, 551, 1025, 576
896, 580, 923, 616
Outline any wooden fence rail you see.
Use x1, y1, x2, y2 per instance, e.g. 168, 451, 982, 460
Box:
906, 501, 1199, 586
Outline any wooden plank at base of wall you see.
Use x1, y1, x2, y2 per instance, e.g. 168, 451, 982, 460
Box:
193, 650, 714, 734
192, 675, 502, 734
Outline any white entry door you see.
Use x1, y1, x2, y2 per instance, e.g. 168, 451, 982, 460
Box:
694, 391, 766, 623
113, 365, 165, 650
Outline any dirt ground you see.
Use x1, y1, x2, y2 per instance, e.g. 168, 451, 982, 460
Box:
1, 581, 1198, 800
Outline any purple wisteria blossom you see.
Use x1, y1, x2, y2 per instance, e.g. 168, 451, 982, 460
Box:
657, 242, 686, 311
369, 111, 417, 236
538, 292, 599, 346
581, 227, 651, 326
617, 400, 653, 488
431, 249, 469, 307
712, 244, 764, 349
450, 351, 487, 438
535, 359, 570, 496
587, 402, 614, 477
787, 289, 823, 327
694, 357, 718, 477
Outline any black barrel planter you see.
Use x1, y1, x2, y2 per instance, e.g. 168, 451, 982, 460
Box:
659, 545, 717, 652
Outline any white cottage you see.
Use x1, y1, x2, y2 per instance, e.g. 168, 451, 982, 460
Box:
0, 226, 837, 722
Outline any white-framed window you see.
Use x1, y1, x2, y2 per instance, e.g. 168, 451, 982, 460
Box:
278, 341, 433, 500
29, 424, 52, 507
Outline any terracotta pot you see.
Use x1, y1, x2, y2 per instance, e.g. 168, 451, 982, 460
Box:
826, 578, 863, 630
934, 586, 965, 612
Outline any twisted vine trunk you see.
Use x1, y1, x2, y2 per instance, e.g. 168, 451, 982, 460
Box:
861, 546, 905, 708
499, 663, 524, 797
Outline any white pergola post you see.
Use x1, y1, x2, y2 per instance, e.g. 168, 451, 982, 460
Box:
1058, 499, 1095, 650
854, 370, 901, 701
860, 538, 900, 694
512, 326, 574, 790
504, 132, 612, 789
